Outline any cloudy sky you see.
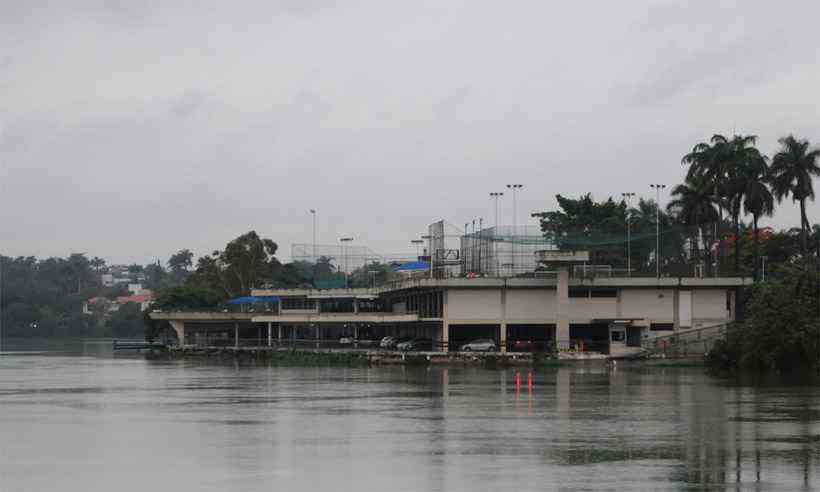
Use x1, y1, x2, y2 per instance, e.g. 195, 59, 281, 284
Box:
2, 0, 820, 265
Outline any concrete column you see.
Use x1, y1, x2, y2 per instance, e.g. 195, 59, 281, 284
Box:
353, 325, 359, 340
556, 268, 570, 350
169, 320, 185, 346
500, 286, 508, 353
441, 290, 449, 352
353, 298, 359, 314
277, 323, 282, 341
267, 322, 272, 347
673, 289, 680, 331
234, 322, 239, 349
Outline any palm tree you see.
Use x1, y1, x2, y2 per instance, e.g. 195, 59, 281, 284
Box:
667, 177, 719, 275
683, 134, 763, 274
739, 156, 774, 280
723, 135, 765, 275
770, 135, 820, 257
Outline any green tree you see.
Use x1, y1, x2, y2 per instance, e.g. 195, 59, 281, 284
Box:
188, 231, 281, 296
739, 158, 775, 280
143, 263, 169, 291
667, 177, 719, 274
167, 249, 194, 283
90, 256, 106, 273
152, 284, 223, 311
707, 268, 820, 372
724, 135, 767, 274
107, 303, 145, 338
683, 134, 765, 274
770, 135, 820, 257
533, 194, 628, 268
348, 261, 396, 288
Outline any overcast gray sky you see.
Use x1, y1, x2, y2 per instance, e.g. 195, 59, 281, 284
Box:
2, 0, 820, 265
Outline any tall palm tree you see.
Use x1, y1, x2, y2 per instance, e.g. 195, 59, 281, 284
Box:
770, 135, 820, 257
667, 177, 719, 275
683, 134, 763, 274
723, 135, 765, 275
739, 156, 775, 280
683, 135, 728, 274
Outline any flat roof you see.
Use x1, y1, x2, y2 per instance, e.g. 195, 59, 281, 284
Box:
252, 276, 751, 298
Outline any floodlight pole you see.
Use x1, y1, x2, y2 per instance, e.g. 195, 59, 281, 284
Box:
506, 184, 523, 276
650, 184, 666, 279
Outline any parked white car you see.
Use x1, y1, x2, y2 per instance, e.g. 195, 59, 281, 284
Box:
459, 339, 497, 352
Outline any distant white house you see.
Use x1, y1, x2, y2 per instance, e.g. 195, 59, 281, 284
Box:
101, 274, 131, 287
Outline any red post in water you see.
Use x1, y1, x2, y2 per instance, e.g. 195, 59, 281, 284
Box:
527, 371, 533, 391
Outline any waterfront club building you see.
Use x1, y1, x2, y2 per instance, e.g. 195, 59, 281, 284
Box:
154, 275, 748, 354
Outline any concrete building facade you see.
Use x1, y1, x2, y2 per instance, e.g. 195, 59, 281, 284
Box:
151, 276, 745, 355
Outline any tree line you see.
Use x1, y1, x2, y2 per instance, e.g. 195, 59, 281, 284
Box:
535, 134, 820, 280
1, 231, 397, 338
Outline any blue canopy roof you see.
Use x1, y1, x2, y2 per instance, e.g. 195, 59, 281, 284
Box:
225, 296, 280, 305
393, 261, 430, 272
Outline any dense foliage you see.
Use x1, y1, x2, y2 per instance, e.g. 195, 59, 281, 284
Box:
533, 193, 683, 274
707, 269, 820, 372
1, 254, 135, 338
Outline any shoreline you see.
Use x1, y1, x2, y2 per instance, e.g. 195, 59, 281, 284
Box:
146, 346, 706, 368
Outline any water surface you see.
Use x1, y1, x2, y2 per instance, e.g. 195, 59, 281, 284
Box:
1, 345, 819, 491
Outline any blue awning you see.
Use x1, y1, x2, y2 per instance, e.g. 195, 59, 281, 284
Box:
393, 261, 430, 272
225, 296, 280, 305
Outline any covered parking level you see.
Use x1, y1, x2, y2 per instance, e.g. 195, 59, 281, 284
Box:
506, 324, 555, 352
447, 324, 500, 352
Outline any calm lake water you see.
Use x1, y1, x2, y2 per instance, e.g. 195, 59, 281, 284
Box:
1, 341, 819, 491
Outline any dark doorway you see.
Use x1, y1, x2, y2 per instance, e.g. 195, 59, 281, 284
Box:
507, 324, 555, 352
569, 323, 610, 353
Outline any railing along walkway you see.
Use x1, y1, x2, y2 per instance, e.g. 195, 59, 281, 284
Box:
639, 322, 730, 358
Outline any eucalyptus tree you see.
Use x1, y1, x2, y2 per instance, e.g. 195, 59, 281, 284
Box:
770, 135, 820, 256
667, 177, 720, 274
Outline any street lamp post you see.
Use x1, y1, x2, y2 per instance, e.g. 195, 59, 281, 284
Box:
339, 237, 353, 288
650, 184, 666, 278
506, 184, 523, 276
621, 192, 636, 276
